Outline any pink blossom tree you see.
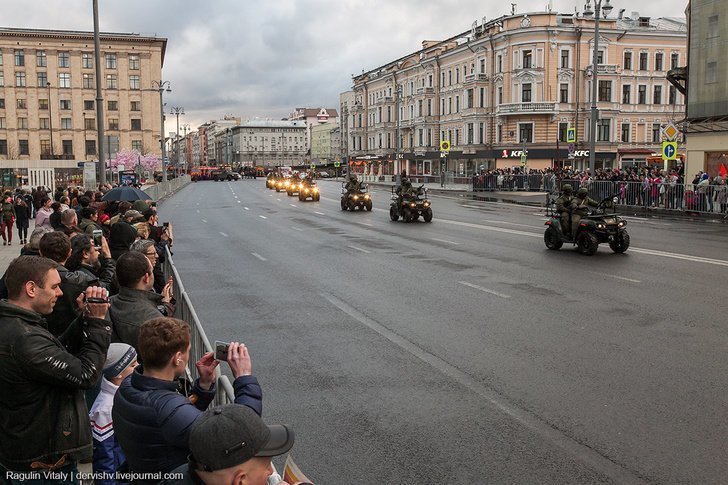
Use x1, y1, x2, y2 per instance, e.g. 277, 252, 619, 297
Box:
105, 149, 162, 172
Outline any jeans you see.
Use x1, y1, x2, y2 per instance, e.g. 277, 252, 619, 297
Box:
2, 462, 80, 485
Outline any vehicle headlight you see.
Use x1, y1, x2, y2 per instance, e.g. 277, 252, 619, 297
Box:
597, 223, 605, 229
424, 201, 430, 207
304, 188, 309, 193
313, 188, 319, 192
613, 197, 619, 204
410, 202, 416, 208
353, 195, 359, 200
618, 221, 626, 227
364, 194, 370, 199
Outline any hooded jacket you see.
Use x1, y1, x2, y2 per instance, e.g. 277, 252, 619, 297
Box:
0, 301, 111, 471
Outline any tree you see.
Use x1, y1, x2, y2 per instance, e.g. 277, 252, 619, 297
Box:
105, 148, 161, 172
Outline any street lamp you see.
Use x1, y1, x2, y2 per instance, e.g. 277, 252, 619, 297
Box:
152, 80, 172, 181
170, 106, 184, 175
46, 82, 54, 159
584, 0, 613, 175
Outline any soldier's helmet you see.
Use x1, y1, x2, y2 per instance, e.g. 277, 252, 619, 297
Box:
562, 184, 573, 193
577, 187, 589, 197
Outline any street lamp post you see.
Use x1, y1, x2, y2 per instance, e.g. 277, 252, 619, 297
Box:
46, 82, 54, 159
584, 0, 613, 175
170, 106, 184, 175
152, 81, 172, 181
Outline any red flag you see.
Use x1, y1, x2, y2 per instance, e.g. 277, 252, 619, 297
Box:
720, 163, 728, 178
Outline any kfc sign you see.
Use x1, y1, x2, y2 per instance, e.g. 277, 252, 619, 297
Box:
500, 149, 528, 158
573, 150, 590, 157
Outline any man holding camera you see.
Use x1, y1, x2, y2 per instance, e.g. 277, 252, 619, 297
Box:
0, 255, 112, 483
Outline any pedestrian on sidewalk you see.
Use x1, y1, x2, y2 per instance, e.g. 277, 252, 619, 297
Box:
1, 191, 16, 246
35, 196, 54, 229
14, 191, 31, 244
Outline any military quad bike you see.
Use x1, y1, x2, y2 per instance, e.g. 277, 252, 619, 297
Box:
341, 182, 372, 211
544, 195, 629, 255
286, 178, 303, 197
298, 180, 320, 201
390, 184, 433, 223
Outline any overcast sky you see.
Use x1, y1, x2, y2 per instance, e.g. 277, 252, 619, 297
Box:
0, 0, 688, 133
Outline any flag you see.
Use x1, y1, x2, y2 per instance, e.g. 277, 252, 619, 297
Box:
720, 163, 727, 178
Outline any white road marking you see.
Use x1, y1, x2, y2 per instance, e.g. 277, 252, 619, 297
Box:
277, 198, 281, 201
244, 207, 249, 210
591, 272, 641, 283
290, 204, 297, 207
347, 245, 371, 254
431, 237, 460, 245
484, 219, 540, 229
251, 252, 268, 261
237, 200, 241, 203
630, 247, 728, 267
458, 281, 510, 299
291, 227, 303, 232
259, 215, 267, 220
219, 232, 228, 237
439, 219, 541, 238
314, 211, 325, 215
361, 222, 373, 227
201, 219, 207, 223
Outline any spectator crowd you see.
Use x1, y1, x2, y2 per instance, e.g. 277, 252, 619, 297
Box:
0, 183, 305, 485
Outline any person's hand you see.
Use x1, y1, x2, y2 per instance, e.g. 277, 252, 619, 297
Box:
162, 277, 173, 303
100, 235, 111, 259
78, 286, 110, 319
195, 352, 219, 390
227, 342, 252, 378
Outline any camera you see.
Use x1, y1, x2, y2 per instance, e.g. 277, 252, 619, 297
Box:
85, 297, 110, 304
214, 341, 230, 361
92, 229, 103, 248
162, 221, 170, 229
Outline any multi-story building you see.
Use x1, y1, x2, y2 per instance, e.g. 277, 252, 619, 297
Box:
0, 27, 166, 188
347, 8, 687, 176
204, 117, 240, 164
231, 120, 307, 167
310, 122, 341, 163
680, 0, 728, 178
288, 107, 339, 158
339, 91, 356, 163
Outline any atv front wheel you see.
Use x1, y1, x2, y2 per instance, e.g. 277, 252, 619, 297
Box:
389, 206, 399, 221
544, 227, 563, 250
609, 230, 630, 253
314, 194, 320, 202
365, 200, 373, 212
341, 199, 347, 210
577, 232, 599, 256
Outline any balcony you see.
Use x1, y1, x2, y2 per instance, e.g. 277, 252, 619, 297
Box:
415, 86, 435, 95
586, 64, 619, 75
462, 107, 489, 117
414, 116, 437, 124
350, 103, 365, 113
41, 153, 76, 160
496, 102, 557, 115
372, 122, 396, 130
463, 73, 489, 85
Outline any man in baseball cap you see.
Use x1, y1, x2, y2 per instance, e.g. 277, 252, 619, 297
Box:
184, 404, 296, 485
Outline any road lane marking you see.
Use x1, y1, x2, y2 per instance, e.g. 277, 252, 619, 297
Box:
244, 207, 249, 210
347, 245, 371, 254
630, 247, 728, 267
291, 227, 303, 232
314, 211, 325, 215
201, 219, 207, 223
237, 201, 241, 203
361, 222, 373, 227
259, 215, 267, 220
458, 281, 510, 298
591, 273, 641, 283
219, 232, 228, 237
290, 204, 297, 207
432, 237, 460, 245
439, 219, 541, 238
251, 252, 267, 261
322, 293, 642, 484
484, 219, 540, 229
277, 198, 281, 201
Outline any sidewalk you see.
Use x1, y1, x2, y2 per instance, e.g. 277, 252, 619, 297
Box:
0, 219, 36, 272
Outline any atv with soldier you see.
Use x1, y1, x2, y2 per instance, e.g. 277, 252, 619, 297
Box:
544, 185, 629, 255
341, 176, 372, 211
389, 172, 432, 223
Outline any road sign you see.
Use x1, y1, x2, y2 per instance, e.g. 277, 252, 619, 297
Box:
440, 151, 448, 158
662, 141, 678, 161
662, 122, 679, 142
520, 153, 527, 166
439, 140, 451, 152
568, 143, 575, 154
310, 163, 316, 169
333, 161, 340, 167
567, 128, 576, 143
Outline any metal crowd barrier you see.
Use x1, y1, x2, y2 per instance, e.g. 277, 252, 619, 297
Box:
163, 246, 236, 405
143, 175, 191, 201
473, 174, 546, 192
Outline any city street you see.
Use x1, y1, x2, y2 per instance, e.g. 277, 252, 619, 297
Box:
160, 179, 728, 484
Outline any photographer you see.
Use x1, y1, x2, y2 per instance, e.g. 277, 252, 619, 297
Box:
113, 317, 263, 478
65, 233, 116, 292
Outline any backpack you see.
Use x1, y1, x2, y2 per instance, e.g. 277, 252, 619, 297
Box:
1, 199, 14, 221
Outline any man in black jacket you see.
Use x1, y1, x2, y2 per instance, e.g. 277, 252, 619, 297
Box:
0, 256, 111, 482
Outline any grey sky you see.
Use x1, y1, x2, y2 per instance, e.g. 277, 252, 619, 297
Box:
0, 0, 688, 132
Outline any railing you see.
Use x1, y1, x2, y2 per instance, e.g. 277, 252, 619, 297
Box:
143, 175, 191, 201
496, 102, 557, 114
415, 87, 435, 95
163, 246, 235, 405
587, 64, 619, 74
464, 73, 488, 84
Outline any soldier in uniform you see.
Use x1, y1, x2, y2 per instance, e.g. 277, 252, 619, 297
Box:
555, 184, 575, 237
345, 174, 360, 193
395, 171, 413, 208
570, 187, 600, 237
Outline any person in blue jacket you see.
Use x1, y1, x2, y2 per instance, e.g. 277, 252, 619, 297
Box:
112, 317, 262, 478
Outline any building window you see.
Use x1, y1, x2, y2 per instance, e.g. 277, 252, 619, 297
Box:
83, 100, 94, 110
671, 52, 679, 69
62, 140, 73, 155
105, 53, 117, 69
0, 99, 5, 109
86, 140, 97, 155
561, 49, 569, 68
40, 139, 50, 154
16, 99, 26, 109
466, 89, 474, 109
639, 52, 648, 70
58, 52, 70, 68
706, 62, 717, 84
0, 52, 2, 66
36, 50, 46, 67
597, 119, 610, 142
498, 86, 503, 105
560, 83, 569, 103
131, 140, 143, 151
597, 50, 604, 64
131, 100, 141, 111
669, 85, 677, 104
655, 53, 664, 71
59, 73, 71, 88
0, 72, 4, 87
60, 99, 71, 110
598, 81, 612, 102
17, 118, 28, 129
479, 59, 486, 74
0, 139, 6, 155
129, 75, 140, 90
19, 140, 29, 155
518, 123, 533, 143
37, 71, 47, 87
558, 122, 569, 142
61, 118, 72, 129
15, 72, 26, 87
131, 119, 142, 131
497, 55, 503, 73
82, 53, 93, 69
653, 85, 662, 104
622, 85, 631, 104
638, 85, 647, 104
448, 70, 452, 85
14, 50, 24, 67
106, 74, 118, 89
523, 50, 532, 68
621, 123, 630, 142
129, 54, 140, 70
109, 118, 119, 130
708, 14, 719, 38
84, 118, 95, 130
82, 73, 94, 89
465, 123, 472, 144
0, 119, 5, 129
522, 83, 532, 103
455, 95, 460, 112
651, 123, 662, 143
624, 51, 632, 70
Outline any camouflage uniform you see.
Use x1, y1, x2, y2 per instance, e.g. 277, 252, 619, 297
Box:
570, 188, 599, 236
555, 184, 574, 236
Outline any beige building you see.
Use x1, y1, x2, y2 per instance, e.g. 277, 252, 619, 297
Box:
0, 27, 166, 188
348, 9, 687, 176
288, 107, 339, 158
339, 90, 356, 162
310, 122, 341, 163
231, 120, 307, 167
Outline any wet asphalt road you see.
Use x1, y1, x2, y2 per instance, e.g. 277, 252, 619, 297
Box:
159, 179, 728, 485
